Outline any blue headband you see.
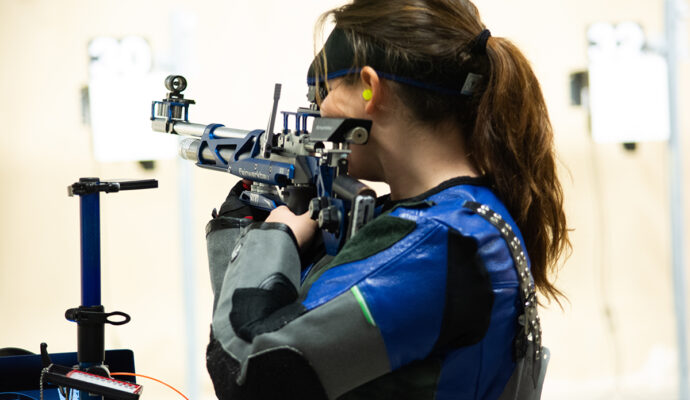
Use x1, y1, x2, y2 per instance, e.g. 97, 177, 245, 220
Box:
307, 28, 491, 96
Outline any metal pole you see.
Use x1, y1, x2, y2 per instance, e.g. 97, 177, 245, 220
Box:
665, 0, 688, 398
79, 186, 101, 308
77, 178, 104, 400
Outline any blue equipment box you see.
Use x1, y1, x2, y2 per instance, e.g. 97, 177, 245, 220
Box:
0, 350, 135, 400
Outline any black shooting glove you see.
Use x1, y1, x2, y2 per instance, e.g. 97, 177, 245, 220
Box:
214, 179, 270, 221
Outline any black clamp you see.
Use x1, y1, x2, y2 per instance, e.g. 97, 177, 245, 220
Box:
65, 305, 131, 366
68, 178, 159, 197
68, 178, 120, 196
65, 306, 131, 326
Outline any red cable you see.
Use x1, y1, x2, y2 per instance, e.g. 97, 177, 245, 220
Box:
110, 372, 189, 400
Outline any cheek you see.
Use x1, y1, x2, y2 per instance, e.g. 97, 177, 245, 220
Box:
319, 94, 346, 118
319, 88, 366, 119
319, 97, 334, 117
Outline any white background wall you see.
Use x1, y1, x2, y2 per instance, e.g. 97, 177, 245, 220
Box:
1, 0, 689, 399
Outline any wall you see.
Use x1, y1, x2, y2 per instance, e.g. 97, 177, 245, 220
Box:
0, 0, 688, 399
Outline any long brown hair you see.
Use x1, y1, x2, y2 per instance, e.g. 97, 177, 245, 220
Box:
315, 0, 570, 303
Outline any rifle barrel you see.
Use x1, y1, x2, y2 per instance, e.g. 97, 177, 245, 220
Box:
152, 118, 250, 139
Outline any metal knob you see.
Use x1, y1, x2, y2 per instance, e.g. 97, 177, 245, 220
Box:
346, 126, 369, 145
318, 205, 341, 234
309, 197, 331, 219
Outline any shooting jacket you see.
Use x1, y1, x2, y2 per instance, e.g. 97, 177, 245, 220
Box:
205, 176, 546, 400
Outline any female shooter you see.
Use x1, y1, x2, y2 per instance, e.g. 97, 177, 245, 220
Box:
205, 0, 570, 399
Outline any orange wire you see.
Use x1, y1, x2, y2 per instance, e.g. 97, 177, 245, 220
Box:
110, 372, 189, 400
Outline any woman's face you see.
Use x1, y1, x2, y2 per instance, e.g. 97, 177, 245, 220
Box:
318, 78, 384, 181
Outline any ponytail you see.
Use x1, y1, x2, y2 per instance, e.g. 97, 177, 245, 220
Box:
472, 37, 570, 303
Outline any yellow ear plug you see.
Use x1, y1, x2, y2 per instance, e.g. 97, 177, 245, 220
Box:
362, 89, 373, 101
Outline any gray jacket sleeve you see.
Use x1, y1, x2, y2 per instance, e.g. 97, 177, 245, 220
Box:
205, 217, 253, 312
205, 217, 332, 399
205, 215, 394, 400
209, 221, 302, 350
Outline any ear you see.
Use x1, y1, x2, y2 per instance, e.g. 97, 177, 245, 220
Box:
359, 66, 381, 115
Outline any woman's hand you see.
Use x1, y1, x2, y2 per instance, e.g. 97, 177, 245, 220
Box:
265, 206, 318, 249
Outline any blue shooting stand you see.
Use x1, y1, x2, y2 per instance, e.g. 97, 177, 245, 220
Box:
38, 178, 157, 399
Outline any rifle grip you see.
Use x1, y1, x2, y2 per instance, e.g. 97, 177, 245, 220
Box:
284, 186, 316, 215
